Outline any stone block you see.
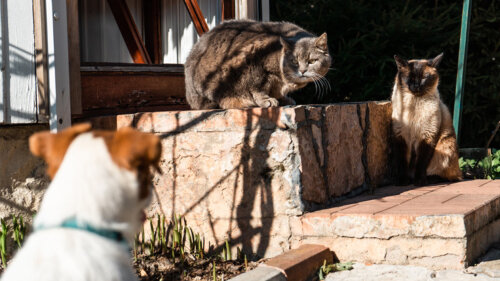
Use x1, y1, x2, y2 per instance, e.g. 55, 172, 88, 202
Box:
291, 236, 466, 270
324, 104, 365, 196
264, 244, 333, 281
365, 101, 391, 187
229, 266, 286, 281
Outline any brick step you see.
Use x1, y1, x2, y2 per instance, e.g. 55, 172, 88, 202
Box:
290, 180, 500, 270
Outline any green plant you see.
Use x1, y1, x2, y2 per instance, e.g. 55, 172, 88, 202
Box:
0, 219, 8, 268
133, 213, 214, 264
12, 215, 26, 249
148, 218, 157, 255
479, 149, 500, 179
212, 260, 218, 281
460, 149, 500, 179
318, 260, 353, 280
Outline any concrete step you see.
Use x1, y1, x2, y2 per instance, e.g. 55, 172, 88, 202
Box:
290, 180, 500, 270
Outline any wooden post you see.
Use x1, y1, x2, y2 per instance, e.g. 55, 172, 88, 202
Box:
222, 0, 235, 21
45, 0, 72, 131
66, 0, 82, 115
107, 0, 152, 64
144, 0, 162, 64
183, 0, 209, 36
33, 0, 49, 122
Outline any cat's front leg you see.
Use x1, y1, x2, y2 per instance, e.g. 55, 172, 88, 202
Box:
414, 138, 437, 186
252, 92, 279, 108
392, 134, 410, 186
278, 96, 296, 106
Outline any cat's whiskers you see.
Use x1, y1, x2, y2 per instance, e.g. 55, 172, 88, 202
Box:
316, 76, 325, 100
321, 76, 332, 92
310, 74, 323, 100
312, 73, 327, 100
312, 79, 319, 98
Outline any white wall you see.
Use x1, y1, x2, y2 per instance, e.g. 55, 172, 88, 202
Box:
0, 0, 37, 124
162, 0, 221, 64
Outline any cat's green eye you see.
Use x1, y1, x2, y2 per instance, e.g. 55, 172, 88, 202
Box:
308, 59, 318, 64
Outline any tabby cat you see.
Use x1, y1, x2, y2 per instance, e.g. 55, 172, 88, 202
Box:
184, 19, 331, 109
391, 53, 462, 185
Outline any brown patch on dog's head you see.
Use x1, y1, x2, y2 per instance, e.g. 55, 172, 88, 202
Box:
30, 124, 161, 199
29, 123, 92, 179
93, 127, 162, 200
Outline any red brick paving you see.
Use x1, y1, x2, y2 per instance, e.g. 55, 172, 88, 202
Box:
324, 180, 500, 217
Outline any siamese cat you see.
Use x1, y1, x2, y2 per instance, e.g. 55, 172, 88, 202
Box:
391, 53, 462, 185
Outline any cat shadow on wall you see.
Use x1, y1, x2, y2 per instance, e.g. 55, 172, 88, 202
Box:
131, 108, 276, 258
234, 109, 275, 257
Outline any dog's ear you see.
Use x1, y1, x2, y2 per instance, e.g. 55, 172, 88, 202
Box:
108, 127, 162, 172
29, 123, 92, 179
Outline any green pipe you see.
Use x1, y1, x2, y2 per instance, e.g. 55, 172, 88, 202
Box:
453, 0, 472, 145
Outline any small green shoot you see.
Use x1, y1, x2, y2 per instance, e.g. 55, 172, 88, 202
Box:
225, 240, 232, 260
212, 261, 217, 281
12, 215, 26, 249
0, 219, 8, 268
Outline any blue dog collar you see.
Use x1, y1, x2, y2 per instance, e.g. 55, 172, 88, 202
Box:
35, 218, 128, 248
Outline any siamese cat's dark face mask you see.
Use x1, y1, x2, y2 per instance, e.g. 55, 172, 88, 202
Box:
394, 53, 443, 97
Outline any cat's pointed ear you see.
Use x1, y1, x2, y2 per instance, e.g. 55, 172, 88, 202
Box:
315, 33, 328, 52
280, 37, 292, 51
429, 52, 444, 68
394, 55, 408, 69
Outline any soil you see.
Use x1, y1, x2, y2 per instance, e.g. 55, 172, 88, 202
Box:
134, 254, 261, 281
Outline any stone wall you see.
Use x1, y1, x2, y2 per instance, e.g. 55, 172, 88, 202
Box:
91, 101, 392, 258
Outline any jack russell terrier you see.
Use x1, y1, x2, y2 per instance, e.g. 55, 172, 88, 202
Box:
1, 123, 161, 281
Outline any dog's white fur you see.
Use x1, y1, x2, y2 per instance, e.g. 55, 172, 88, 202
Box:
1, 132, 150, 281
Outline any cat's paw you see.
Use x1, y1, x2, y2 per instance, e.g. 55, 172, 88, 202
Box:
414, 176, 428, 186
257, 98, 279, 108
279, 96, 296, 106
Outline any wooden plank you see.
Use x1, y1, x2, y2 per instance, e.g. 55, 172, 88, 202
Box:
45, 0, 72, 130
144, 0, 162, 64
106, 0, 152, 64
0, 0, 37, 124
79, 65, 187, 117
80, 63, 184, 73
33, 0, 49, 123
66, 0, 82, 115
222, 0, 235, 21
183, 0, 209, 35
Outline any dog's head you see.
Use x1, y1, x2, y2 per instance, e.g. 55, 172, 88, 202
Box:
29, 124, 162, 239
